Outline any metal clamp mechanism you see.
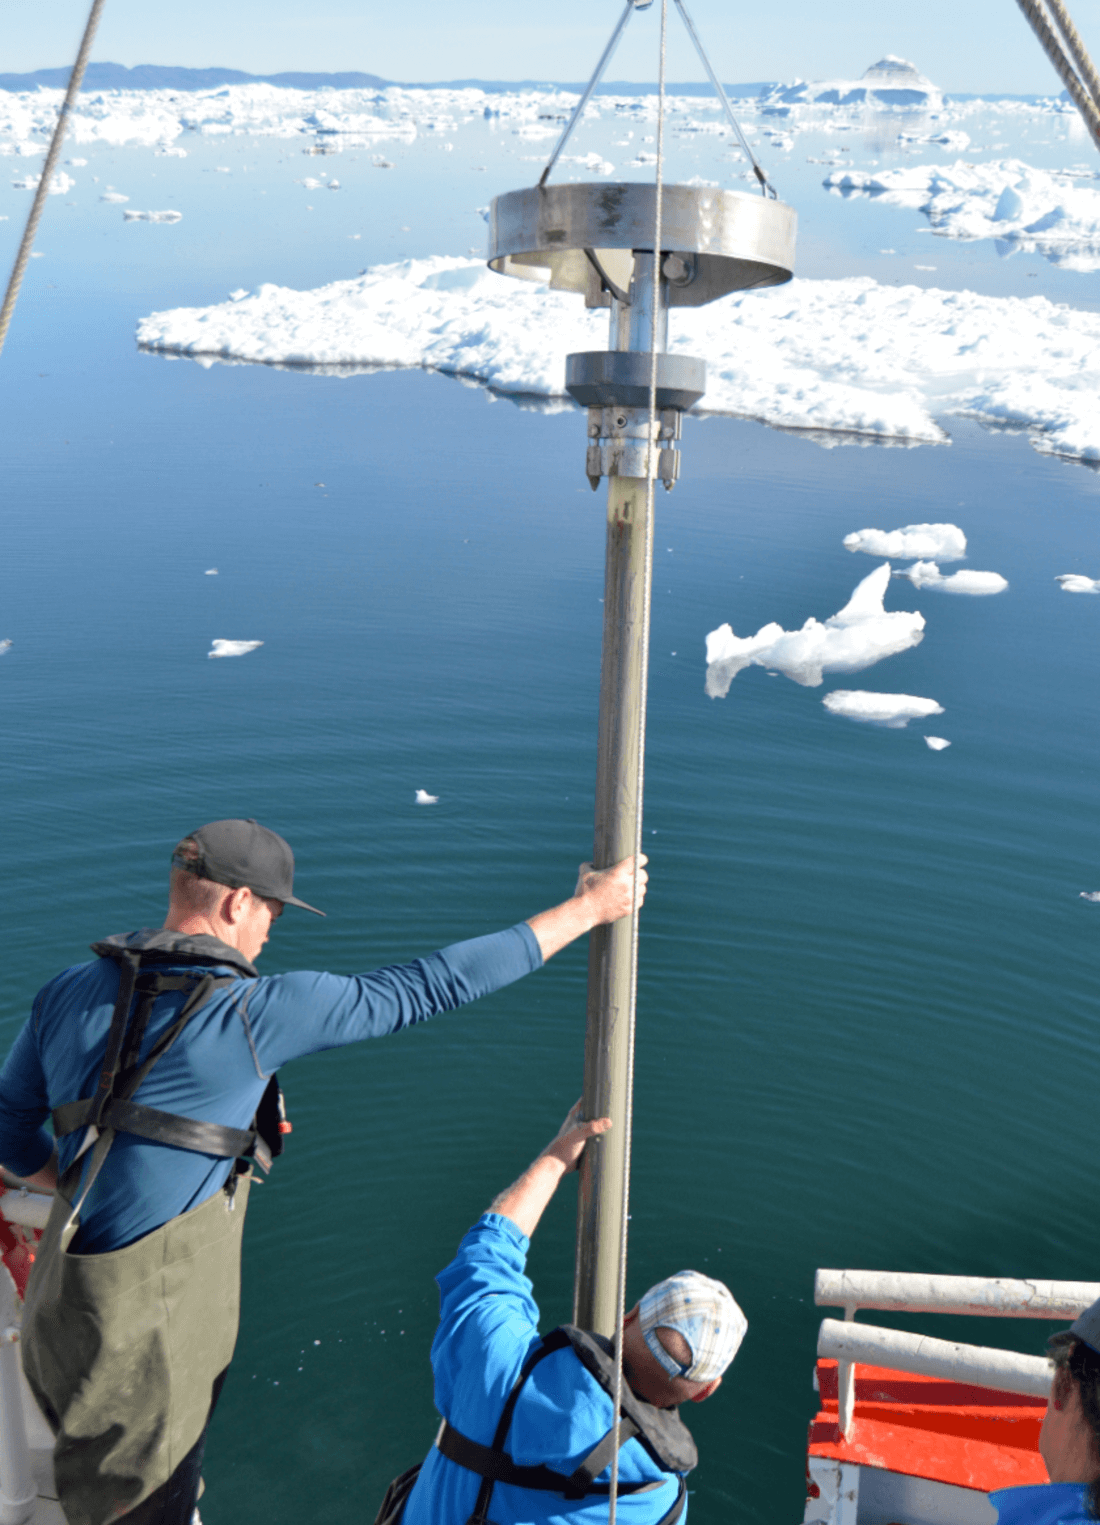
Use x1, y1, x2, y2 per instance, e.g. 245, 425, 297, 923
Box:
585, 407, 682, 491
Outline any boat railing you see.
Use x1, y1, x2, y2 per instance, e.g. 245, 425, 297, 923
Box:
815, 1269, 1100, 1436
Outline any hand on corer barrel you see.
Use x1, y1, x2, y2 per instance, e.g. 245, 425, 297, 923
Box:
525, 853, 649, 961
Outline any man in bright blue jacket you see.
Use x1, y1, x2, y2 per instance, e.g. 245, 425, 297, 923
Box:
394, 1105, 747, 1525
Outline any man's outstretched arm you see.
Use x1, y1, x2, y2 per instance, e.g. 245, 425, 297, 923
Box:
490, 1103, 612, 1240
525, 855, 648, 962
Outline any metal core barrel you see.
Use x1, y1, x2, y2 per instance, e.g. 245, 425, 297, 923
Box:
488, 178, 796, 1336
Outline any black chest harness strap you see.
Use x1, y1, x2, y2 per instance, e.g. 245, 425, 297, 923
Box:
437, 1327, 688, 1525
52, 936, 287, 1221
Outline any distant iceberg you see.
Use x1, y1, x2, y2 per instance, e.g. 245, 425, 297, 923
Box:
761, 56, 943, 116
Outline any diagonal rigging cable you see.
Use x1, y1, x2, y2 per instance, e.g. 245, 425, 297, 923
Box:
607, 0, 668, 1519
0, 0, 108, 357
672, 0, 774, 196
1012, 0, 1100, 153
538, 0, 775, 196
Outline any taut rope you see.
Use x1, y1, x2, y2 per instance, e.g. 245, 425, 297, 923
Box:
0, 0, 108, 356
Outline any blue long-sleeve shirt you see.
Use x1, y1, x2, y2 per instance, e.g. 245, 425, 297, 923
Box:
0, 925, 541, 1252
992, 1485, 1093, 1525
404, 1214, 684, 1525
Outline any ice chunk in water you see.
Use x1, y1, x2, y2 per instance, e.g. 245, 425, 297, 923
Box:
124, 209, 182, 223
924, 735, 951, 750
0, 639, 11, 655
705, 563, 924, 696
415, 789, 439, 804
1056, 573, 1100, 593
208, 639, 262, 659
844, 524, 967, 561
823, 691, 944, 727
896, 560, 1008, 594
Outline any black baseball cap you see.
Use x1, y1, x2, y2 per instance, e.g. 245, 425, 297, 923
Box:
172, 818, 325, 916
1071, 1297, 1100, 1356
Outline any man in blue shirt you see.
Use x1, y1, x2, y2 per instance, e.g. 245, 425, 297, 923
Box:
388, 1105, 747, 1525
991, 1296, 1100, 1525
0, 818, 647, 1525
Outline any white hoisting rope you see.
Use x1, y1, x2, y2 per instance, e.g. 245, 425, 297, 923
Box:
0, 0, 108, 356
607, 0, 668, 1518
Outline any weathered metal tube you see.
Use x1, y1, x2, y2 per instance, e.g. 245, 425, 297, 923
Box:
818, 1318, 1053, 1400
573, 473, 650, 1337
816, 1268, 1100, 1321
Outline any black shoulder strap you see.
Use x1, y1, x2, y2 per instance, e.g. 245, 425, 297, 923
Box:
437, 1329, 664, 1525
54, 951, 273, 1213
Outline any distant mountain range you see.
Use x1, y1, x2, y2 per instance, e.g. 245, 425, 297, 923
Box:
0, 61, 773, 96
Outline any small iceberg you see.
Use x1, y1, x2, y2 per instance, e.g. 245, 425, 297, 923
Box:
415, 788, 439, 804
823, 691, 944, 727
124, 209, 182, 223
705, 563, 924, 696
895, 560, 1008, 594
924, 735, 951, 750
208, 639, 263, 659
844, 523, 966, 561
1056, 573, 1100, 593
0, 639, 11, 655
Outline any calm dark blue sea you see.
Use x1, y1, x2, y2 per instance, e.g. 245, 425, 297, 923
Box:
2, 95, 1100, 1523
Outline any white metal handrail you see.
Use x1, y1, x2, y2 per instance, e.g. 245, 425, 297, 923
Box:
816, 1269, 1100, 1321
819, 1319, 1052, 1398
815, 1269, 1092, 1436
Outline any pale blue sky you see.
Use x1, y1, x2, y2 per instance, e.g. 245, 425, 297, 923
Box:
4, 0, 1100, 94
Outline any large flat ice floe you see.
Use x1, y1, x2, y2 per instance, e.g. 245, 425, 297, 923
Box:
824, 158, 1100, 270
137, 255, 1100, 460
704, 563, 924, 696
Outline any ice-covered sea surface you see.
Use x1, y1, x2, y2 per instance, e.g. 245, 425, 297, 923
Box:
3, 74, 1100, 1525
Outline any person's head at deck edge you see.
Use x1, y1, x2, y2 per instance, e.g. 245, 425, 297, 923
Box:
165, 818, 325, 963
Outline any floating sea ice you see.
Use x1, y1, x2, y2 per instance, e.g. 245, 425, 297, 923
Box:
895, 560, 1008, 594
124, 209, 182, 223
1080, 891, 1100, 902
372, 156, 394, 169
155, 145, 187, 158
414, 789, 439, 805
208, 639, 262, 658
823, 690, 944, 727
844, 523, 967, 561
13, 171, 74, 195
215, 166, 231, 173
705, 563, 925, 697
204, 568, 218, 575
297, 177, 324, 189
228, 289, 249, 302
1056, 573, 1100, 593
924, 735, 951, 750
67, 157, 88, 167
100, 191, 128, 203
0, 639, 11, 655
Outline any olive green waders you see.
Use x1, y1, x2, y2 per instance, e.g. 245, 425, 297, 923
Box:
14, 932, 284, 1525
22, 1172, 250, 1525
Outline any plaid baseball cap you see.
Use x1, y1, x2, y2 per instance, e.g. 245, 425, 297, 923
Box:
639, 1270, 747, 1384
1070, 1296, 1100, 1356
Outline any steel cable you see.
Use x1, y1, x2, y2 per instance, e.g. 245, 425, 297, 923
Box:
607, 0, 668, 1519
1012, 0, 1100, 152
0, 0, 108, 356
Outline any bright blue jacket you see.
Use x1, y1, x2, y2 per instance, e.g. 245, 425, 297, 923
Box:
0, 925, 541, 1252
992, 1485, 1094, 1525
404, 1213, 685, 1525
